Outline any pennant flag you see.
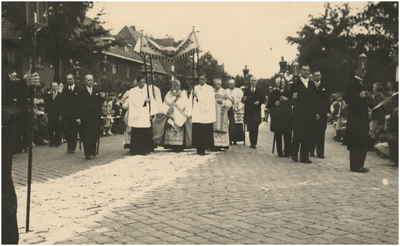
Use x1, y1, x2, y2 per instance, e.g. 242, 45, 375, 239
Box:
134, 30, 200, 62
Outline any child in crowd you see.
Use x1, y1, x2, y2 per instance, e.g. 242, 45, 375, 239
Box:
101, 98, 115, 136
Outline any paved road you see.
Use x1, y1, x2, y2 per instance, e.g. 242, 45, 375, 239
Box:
13, 122, 398, 244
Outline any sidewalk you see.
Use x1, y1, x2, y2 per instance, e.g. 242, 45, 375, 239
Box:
12, 123, 398, 244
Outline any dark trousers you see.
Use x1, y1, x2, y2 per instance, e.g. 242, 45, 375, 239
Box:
247, 123, 259, 146
63, 118, 79, 151
275, 131, 292, 156
81, 119, 99, 157
349, 146, 367, 171
227, 108, 236, 143
292, 132, 311, 161
130, 127, 153, 155
310, 126, 326, 157
47, 115, 61, 146
2, 127, 19, 244
388, 137, 398, 163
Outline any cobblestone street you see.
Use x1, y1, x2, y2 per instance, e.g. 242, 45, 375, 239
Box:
12, 122, 398, 244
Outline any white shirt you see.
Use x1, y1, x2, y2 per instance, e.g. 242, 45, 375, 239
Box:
69, 84, 75, 91
128, 86, 151, 128
86, 86, 92, 95
192, 83, 216, 123
225, 87, 243, 112
300, 77, 309, 89
315, 81, 320, 89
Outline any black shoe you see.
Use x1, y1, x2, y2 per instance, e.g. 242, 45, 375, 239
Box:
300, 160, 312, 164
278, 154, 285, 157
351, 167, 369, 173
292, 156, 298, 162
250, 145, 257, 149
317, 155, 325, 159
233, 141, 237, 145
85, 156, 91, 160
310, 153, 315, 157
49, 144, 54, 147
91, 153, 97, 157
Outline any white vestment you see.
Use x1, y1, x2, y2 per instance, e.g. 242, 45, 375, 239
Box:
192, 84, 216, 124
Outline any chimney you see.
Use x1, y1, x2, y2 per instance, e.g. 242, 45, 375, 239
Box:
130, 26, 136, 31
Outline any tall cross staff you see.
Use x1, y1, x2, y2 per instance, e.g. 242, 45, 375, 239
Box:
192, 26, 198, 104
25, 2, 48, 232
140, 31, 151, 115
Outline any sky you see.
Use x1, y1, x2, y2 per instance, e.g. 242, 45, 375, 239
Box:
86, 1, 369, 79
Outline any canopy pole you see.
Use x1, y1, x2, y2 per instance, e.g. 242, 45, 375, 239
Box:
149, 55, 156, 99
142, 53, 151, 115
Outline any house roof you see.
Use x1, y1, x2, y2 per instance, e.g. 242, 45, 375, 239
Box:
2, 18, 22, 40
105, 43, 144, 64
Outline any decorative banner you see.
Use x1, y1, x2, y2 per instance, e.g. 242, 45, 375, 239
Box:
134, 30, 199, 62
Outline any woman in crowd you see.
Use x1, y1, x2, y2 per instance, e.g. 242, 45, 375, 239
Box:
369, 82, 385, 149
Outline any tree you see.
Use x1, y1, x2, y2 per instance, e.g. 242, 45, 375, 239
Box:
286, 2, 398, 92
2, 2, 125, 82
198, 51, 230, 85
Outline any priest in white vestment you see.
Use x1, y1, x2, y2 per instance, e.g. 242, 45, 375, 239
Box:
213, 79, 232, 150
225, 79, 244, 144
192, 74, 216, 155
153, 80, 191, 152
128, 75, 158, 155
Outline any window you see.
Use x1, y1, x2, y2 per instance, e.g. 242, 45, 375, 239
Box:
112, 64, 118, 74
6, 51, 15, 65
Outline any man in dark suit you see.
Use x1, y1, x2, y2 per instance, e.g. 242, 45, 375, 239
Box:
61, 74, 79, 154
44, 82, 63, 147
2, 67, 41, 244
343, 69, 371, 172
242, 76, 266, 149
267, 75, 292, 157
310, 70, 330, 158
291, 63, 317, 163
76, 74, 104, 160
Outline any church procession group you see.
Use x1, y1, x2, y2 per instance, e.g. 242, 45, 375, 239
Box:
116, 62, 331, 162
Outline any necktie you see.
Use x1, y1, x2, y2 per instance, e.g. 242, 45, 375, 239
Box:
69, 86, 72, 91
252, 86, 255, 93
88, 88, 92, 95
53, 92, 56, 100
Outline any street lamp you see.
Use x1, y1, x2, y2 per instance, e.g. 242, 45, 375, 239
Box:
102, 55, 109, 73
359, 53, 367, 71
73, 61, 81, 78
279, 57, 287, 90
243, 65, 249, 79
101, 55, 110, 91
279, 56, 288, 73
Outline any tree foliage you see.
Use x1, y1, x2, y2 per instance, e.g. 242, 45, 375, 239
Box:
286, 2, 398, 92
198, 51, 230, 85
2, 2, 125, 82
